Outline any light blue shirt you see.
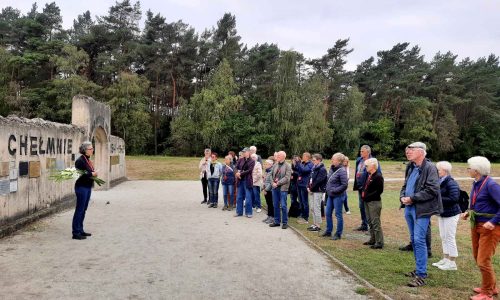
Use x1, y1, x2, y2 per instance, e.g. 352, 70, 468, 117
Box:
404, 165, 421, 198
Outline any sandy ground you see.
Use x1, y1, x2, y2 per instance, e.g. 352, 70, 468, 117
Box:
0, 181, 367, 300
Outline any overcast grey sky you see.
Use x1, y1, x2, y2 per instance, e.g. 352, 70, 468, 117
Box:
3, 0, 500, 70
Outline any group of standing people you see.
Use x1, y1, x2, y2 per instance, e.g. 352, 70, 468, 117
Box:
197, 142, 500, 299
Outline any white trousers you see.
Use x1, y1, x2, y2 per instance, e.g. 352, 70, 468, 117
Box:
437, 215, 460, 257
311, 192, 323, 226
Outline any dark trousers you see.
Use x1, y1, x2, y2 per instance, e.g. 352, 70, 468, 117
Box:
201, 176, 208, 201
343, 192, 350, 212
72, 185, 92, 235
358, 191, 368, 228
298, 186, 309, 220
264, 190, 274, 217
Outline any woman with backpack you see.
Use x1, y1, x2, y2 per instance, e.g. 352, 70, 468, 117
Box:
432, 161, 461, 271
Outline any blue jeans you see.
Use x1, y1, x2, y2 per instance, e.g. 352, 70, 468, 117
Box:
358, 191, 368, 228
208, 178, 220, 204
252, 186, 262, 209
404, 205, 430, 278
298, 186, 309, 220
236, 181, 246, 215
72, 185, 92, 235
325, 195, 344, 236
222, 184, 234, 206
272, 189, 288, 225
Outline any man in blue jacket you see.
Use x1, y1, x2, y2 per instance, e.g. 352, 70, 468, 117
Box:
296, 152, 314, 224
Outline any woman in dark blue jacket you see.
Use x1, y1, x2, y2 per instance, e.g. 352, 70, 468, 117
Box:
322, 153, 348, 240
432, 161, 461, 271
72, 141, 97, 240
307, 154, 327, 231
222, 155, 236, 211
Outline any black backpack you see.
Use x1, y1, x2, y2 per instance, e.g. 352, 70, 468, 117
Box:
458, 190, 469, 213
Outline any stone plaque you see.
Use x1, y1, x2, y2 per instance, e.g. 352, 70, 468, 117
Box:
55, 160, 65, 170
9, 168, 18, 180
19, 161, 29, 176
46, 158, 56, 170
10, 180, 17, 193
0, 179, 9, 195
110, 155, 120, 165
0, 162, 9, 177
29, 161, 41, 178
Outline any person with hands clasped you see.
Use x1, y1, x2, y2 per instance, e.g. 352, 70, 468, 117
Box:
307, 154, 327, 232
400, 142, 442, 288
462, 156, 500, 300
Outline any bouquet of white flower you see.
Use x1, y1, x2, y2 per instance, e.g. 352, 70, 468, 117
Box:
49, 167, 106, 186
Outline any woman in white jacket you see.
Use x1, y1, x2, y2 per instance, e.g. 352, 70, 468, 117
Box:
206, 152, 223, 208
251, 153, 263, 212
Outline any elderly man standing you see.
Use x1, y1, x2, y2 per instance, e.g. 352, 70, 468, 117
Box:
400, 142, 443, 287
235, 148, 255, 218
249, 146, 263, 165
270, 151, 292, 229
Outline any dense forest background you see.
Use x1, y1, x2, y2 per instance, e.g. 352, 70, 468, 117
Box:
1, 1, 499, 160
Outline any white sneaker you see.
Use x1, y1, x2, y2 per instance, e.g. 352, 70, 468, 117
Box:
346, 211, 351, 215
432, 258, 448, 267
256, 208, 262, 213
438, 260, 457, 271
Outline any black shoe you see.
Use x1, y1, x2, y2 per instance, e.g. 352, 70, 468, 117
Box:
363, 240, 375, 245
212, 204, 218, 208
269, 223, 280, 227
72, 235, 86, 240
320, 232, 332, 237
307, 225, 320, 231
428, 252, 432, 258
370, 244, 383, 249
282, 224, 288, 229
201, 200, 207, 204
208, 203, 214, 208
355, 226, 368, 231
82, 232, 92, 237
399, 243, 413, 251
332, 234, 341, 240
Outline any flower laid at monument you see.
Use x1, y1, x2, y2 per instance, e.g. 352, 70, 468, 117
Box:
49, 167, 106, 186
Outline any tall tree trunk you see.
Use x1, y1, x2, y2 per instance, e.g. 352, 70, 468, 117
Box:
171, 72, 177, 107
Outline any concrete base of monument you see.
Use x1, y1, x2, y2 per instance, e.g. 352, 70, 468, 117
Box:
0, 181, 367, 300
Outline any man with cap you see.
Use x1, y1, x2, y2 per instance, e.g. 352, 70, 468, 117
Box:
235, 147, 255, 218
400, 142, 443, 287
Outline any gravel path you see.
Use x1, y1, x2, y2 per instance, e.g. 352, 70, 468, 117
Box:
0, 181, 367, 300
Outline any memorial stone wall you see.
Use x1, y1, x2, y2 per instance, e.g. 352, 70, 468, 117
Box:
0, 95, 126, 228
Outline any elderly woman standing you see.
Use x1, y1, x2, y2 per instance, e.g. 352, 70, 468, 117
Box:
206, 153, 223, 208
199, 148, 211, 204
322, 153, 348, 240
432, 161, 461, 271
251, 153, 263, 213
361, 158, 384, 249
72, 141, 97, 240
462, 156, 500, 300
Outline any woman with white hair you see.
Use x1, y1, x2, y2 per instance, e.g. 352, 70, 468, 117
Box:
462, 156, 500, 300
361, 158, 384, 249
251, 153, 263, 213
432, 161, 461, 271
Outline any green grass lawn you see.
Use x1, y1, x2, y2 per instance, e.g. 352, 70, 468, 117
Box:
126, 155, 500, 299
